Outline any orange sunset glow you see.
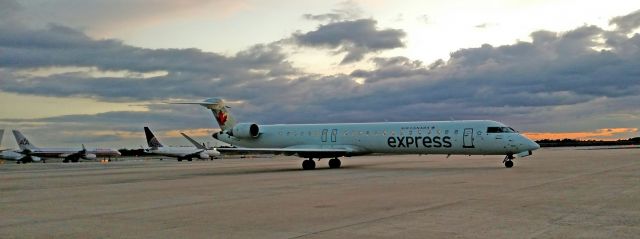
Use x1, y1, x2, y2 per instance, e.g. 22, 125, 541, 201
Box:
524, 128, 639, 141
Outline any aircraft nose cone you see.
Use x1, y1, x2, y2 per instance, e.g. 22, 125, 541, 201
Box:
529, 140, 540, 150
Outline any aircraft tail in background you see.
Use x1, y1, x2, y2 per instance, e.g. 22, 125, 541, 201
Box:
144, 127, 164, 148
12, 130, 38, 151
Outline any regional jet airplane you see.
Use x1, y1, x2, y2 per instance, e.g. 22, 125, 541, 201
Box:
12, 130, 121, 163
1, 129, 44, 163
174, 98, 540, 170
144, 127, 220, 161
180, 132, 221, 159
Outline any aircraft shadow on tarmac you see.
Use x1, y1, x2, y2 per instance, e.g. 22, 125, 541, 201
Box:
185, 162, 501, 177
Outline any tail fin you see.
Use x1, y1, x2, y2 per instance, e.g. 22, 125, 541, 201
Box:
144, 127, 163, 148
12, 130, 37, 150
181, 132, 206, 149
170, 98, 237, 131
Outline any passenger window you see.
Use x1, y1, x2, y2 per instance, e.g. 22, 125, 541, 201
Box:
454, 130, 459, 135
444, 130, 449, 135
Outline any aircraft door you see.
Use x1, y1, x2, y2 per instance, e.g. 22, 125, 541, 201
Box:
321, 129, 328, 142
331, 129, 337, 142
463, 128, 475, 148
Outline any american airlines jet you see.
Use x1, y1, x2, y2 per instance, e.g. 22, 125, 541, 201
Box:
143, 127, 220, 161
175, 98, 540, 170
12, 130, 121, 163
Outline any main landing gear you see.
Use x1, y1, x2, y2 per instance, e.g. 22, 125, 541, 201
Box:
503, 154, 515, 168
302, 158, 342, 170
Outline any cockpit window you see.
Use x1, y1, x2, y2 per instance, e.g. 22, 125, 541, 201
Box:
487, 127, 517, 133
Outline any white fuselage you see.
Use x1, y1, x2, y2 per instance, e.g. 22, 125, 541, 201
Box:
27, 148, 121, 158
216, 120, 539, 156
147, 146, 219, 159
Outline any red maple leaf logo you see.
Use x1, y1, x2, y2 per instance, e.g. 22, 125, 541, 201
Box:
216, 111, 228, 125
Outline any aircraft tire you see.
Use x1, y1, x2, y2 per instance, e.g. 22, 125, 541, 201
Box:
328, 158, 341, 169
187, 158, 193, 162
302, 159, 316, 170
505, 160, 514, 168
177, 158, 183, 162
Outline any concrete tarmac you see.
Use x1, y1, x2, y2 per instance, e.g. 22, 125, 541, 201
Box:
1, 148, 639, 238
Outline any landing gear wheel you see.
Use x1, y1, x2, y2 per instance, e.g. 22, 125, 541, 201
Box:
328, 158, 341, 169
302, 159, 316, 170
63, 159, 69, 163
177, 158, 183, 162
187, 158, 192, 162
505, 160, 514, 168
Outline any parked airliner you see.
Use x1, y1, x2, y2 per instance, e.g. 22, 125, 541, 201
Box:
144, 127, 220, 161
181, 132, 221, 159
174, 98, 540, 170
1, 129, 43, 163
13, 130, 121, 163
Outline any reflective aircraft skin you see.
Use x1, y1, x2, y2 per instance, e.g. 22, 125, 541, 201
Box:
144, 127, 220, 161
12, 130, 121, 163
175, 98, 540, 170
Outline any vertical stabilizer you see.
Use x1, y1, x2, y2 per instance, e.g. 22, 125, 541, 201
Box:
171, 98, 237, 131
144, 127, 164, 148
12, 130, 37, 150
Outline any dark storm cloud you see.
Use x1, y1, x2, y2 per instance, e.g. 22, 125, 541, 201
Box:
350, 57, 428, 83
610, 9, 640, 33
292, 19, 406, 64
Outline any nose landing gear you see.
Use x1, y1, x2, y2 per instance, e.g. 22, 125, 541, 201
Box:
503, 154, 514, 168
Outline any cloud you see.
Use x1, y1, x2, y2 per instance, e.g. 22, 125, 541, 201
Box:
302, 0, 363, 22
292, 19, 406, 64
10, 0, 249, 35
3, 9, 640, 146
610, 9, 640, 33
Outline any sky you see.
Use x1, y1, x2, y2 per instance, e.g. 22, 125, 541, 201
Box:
1, 0, 640, 148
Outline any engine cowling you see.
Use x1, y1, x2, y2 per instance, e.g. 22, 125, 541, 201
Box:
198, 152, 209, 159
230, 123, 260, 138
83, 154, 97, 160
30, 156, 41, 162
